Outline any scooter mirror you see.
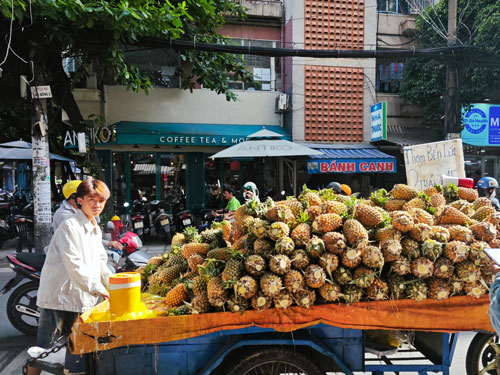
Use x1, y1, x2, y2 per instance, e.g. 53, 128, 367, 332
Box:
141, 196, 147, 202
123, 202, 130, 208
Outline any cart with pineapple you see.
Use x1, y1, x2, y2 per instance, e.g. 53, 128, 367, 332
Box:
67, 183, 500, 374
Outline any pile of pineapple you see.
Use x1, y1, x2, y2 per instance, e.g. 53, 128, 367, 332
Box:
138, 183, 500, 315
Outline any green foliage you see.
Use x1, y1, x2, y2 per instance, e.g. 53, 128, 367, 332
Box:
399, 0, 500, 132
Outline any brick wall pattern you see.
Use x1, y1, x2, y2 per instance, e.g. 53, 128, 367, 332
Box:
304, 65, 364, 142
304, 0, 364, 50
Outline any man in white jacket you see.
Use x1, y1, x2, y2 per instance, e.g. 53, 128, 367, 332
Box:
29, 177, 112, 375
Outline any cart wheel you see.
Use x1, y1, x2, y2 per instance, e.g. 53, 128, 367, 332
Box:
7, 281, 39, 336
225, 348, 325, 375
466, 332, 499, 375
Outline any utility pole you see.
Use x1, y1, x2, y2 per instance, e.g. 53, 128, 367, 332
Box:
30, 48, 52, 253
444, 0, 458, 139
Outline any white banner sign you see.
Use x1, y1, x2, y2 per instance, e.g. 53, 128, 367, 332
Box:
403, 139, 465, 190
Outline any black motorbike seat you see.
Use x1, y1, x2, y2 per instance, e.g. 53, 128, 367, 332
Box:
16, 252, 46, 271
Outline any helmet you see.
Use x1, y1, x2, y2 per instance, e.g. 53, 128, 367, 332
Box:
62, 180, 82, 199
111, 216, 121, 221
477, 177, 499, 189
341, 184, 352, 196
326, 182, 342, 194
243, 182, 259, 197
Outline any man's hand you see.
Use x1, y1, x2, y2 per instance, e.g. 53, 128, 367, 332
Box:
101, 290, 110, 300
108, 241, 122, 249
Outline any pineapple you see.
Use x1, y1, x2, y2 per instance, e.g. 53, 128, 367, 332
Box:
469, 241, 490, 266
354, 204, 383, 227
422, 185, 441, 197
183, 226, 199, 243
284, 270, 305, 293
473, 197, 493, 210
352, 265, 376, 288
458, 187, 478, 202
384, 199, 406, 212
275, 236, 295, 256
449, 200, 474, 215
269, 254, 291, 276
411, 208, 435, 226
192, 275, 208, 296
472, 206, 496, 221
389, 276, 407, 300
334, 266, 353, 286
410, 223, 432, 242
260, 273, 283, 297
251, 219, 270, 239
219, 221, 232, 243
391, 257, 411, 276
232, 234, 248, 251
430, 226, 450, 243
253, 238, 274, 259
391, 211, 414, 232
221, 257, 243, 282
486, 212, 500, 231
445, 225, 474, 243
235, 276, 258, 299
455, 260, 482, 283
321, 200, 348, 215
451, 278, 465, 295
152, 264, 184, 286
401, 237, 420, 260
470, 222, 497, 242
444, 241, 469, 263
444, 184, 459, 203
290, 249, 310, 270
403, 197, 427, 211
427, 278, 452, 300
420, 239, 443, 261
299, 186, 322, 207
282, 198, 303, 218
268, 222, 290, 241
266, 205, 294, 224
342, 285, 363, 304
341, 246, 363, 269
306, 235, 326, 259
312, 213, 343, 233
250, 292, 273, 311
245, 254, 266, 277
182, 242, 210, 258
429, 193, 446, 208
187, 254, 204, 274
306, 206, 322, 222
171, 233, 186, 247
406, 279, 428, 302
465, 282, 487, 299
296, 287, 317, 307
191, 292, 210, 313
374, 226, 402, 243
433, 257, 455, 279
490, 239, 500, 249
206, 247, 233, 261
164, 283, 188, 308
291, 223, 312, 247
438, 206, 472, 226
207, 276, 228, 307
319, 252, 340, 278
411, 257, 434, 279
343, 219, 369, 246
318, 283, 343, 302
390, 184, 418, 200
226, 294, 250, 313
304, 264, 327, 288
148, 256, 164, 266
274, 291, 294, 309
380, 240, 402, 262
362, 245, 385, 270
322, 232, 347, 254
366, 279, 389, 301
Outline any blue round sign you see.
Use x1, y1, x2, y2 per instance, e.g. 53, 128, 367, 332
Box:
464, 108, 487, 134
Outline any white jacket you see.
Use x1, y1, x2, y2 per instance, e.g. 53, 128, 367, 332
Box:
37, 210, 112, 313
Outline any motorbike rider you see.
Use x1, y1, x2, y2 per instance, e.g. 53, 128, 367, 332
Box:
477, 176, 500, 211
29, 177, 112, 375
54, 180, 121, 249
326, 182, 352, 196
242, 181, 260, 203
214, 185, 241, 220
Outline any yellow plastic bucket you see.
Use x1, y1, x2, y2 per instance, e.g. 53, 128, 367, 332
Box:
109, 272, 142, 317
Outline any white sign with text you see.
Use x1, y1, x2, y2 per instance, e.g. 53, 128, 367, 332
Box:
403, 139, 465, 190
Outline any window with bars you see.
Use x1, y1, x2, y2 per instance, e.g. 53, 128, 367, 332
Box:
227, 39, 280, 91
123, 48, 180, 88
377, 0, 434, 14
375, 59, 405, 93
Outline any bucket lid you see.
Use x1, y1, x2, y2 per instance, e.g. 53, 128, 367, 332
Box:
109, 272, 141, 284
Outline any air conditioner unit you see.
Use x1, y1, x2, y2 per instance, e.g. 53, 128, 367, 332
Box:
399, 19, 416, 37
275, 93, 289, 113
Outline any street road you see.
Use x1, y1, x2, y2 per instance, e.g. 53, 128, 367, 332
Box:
0, 268, 480, 374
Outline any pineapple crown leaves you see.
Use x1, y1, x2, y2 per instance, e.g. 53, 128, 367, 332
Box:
370, 188, 388, 207
319, 188, 336, 201
244, 199, 260, 216
170, 245, 183, 255
295, 211, 312, 225
198, 259, 225, 278
434, 184, 443, 192
444, 183, 459, 202
211, 221, 223, 230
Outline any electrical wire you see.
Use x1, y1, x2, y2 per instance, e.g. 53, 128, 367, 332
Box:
0, 0, 15, 67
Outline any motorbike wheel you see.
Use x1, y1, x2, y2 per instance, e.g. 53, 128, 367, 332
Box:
466, 332, 499, 375
7, 281, 39, 336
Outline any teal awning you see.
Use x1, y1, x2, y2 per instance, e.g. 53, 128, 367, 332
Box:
113, 122, 289, 146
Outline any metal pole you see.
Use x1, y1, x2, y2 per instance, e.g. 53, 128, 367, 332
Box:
444, 0, 458, 139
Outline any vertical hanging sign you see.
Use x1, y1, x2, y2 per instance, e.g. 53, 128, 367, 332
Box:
370, 102, 387, 142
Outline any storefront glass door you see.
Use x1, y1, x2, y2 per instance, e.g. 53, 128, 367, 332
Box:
130, 153, 157, 201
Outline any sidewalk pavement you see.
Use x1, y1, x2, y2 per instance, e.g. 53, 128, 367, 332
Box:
0, 238, 170, 268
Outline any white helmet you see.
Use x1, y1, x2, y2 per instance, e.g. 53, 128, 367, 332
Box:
243, 181, 259, 198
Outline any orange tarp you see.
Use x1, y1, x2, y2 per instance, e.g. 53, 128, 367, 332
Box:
70, 295, 494, 354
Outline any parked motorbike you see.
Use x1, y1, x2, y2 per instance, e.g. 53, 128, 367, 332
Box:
1, 230, 150, 336
150, 200, 173, 244
130, 197, 153, 240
